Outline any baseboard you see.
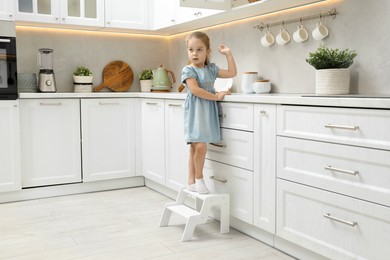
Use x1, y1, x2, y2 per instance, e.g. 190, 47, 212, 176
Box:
0, 176, 145, 203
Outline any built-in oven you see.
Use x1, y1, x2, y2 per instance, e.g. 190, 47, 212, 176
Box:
0, 36, 17, 100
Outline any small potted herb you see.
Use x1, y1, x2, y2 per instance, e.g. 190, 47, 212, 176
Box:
139, 68, 153, 92
73, 66, 93, 93
306, 44, 357, 95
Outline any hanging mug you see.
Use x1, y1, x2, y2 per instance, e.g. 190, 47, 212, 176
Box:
261, 25, 275, 47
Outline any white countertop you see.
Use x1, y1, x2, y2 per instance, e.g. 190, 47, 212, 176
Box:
19, 92, 390, 109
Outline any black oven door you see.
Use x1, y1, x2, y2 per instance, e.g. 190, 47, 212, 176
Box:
0, 36, 17, 100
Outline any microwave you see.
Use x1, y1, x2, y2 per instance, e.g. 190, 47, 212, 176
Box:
0, 36, 17, 100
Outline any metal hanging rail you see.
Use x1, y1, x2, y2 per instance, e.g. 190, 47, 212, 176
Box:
253, 8, 337, 31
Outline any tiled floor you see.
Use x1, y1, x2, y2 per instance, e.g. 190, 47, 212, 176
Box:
0, 187, 295, 259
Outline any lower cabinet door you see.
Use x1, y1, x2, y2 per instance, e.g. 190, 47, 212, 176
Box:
0, 101, 20, 192
203, 159, 253, 224
20, 99, 81, 187
277, 179, 390, 260
81, 99, 136, 182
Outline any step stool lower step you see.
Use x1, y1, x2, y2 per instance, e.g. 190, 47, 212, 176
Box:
167, 205, 200, 219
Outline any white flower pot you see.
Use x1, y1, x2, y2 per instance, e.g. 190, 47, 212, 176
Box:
315, 69, 350, 95
140, 79, 153, 92
73, 75, 93, 93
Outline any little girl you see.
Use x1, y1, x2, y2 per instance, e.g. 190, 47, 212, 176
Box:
181, 31, 237, 194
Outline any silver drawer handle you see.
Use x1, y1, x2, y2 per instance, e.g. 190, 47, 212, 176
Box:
324, 165, 359, 176
210, 143, 227, 148
99, 102, 119, 105
219, 114, 226, 118
39, 102, 62, 106
0, 39, 11, 43
324, 124, 359, 131
210, 176, 227, 183
146, 102, 158, 105
323, 213, 357, 227
168, 104, 183, 107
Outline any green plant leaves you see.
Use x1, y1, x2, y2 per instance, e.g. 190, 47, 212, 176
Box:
306, 44, 357, 70
73, 66, 92, 76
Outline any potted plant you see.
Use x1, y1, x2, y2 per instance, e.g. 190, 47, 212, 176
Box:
139, 68, 153, 92
306, 44, 357, 95
73, 66, 93, 93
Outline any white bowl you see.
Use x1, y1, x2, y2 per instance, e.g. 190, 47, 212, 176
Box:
253, 81, 271, 94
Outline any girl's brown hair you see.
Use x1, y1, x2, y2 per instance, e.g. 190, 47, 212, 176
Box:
186, 31, 211, 65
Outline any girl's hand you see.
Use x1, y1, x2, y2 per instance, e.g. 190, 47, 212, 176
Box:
216, 90, 231, 100
218, 45, 231, 56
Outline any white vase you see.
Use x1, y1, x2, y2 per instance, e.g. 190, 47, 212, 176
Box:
73, 75, 93, 93
315, 69, 350, 95
140, 79, 153, 92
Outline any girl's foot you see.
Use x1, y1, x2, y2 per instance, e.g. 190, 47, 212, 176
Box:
196, 179, 209, 194
187, 183, 197, 192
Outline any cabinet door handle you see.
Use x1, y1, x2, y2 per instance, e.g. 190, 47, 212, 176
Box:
168, 104, 182, 108
260, 110, 266, 114
210, 176, 227, 183
210, 143, 227, 148
99, 102, 119, 105
39, 102, 62, 106
323, 213, 358, 227
324, 165, 359, 176
219, 114, 226, 118
324, 123, 359, 131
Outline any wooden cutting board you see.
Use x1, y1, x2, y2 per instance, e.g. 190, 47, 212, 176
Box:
94, 61, 134, 92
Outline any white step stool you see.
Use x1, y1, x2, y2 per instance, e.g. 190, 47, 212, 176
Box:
159, 186, 230, 241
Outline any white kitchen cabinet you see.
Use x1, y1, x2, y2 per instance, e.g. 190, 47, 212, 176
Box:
276, 104, 390, 259
0, 0, 14, 21
105, 0, 149, 30
204, 102, 254, 224
277, 179, 390, 260
253, 104, 276, 234
207, 128, 254, 170
151, 0, 222, 30
15, 0, 104, 27
165, 99, 188, 191
0, 101, 20, 192
81, 99, 136, 182
204, 159, 253, 224
180, 0, 230, 10
141, 98, 165, 184
20, 99, 81, 187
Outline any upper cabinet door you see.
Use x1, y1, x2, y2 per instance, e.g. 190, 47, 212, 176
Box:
16, 0, 103, 27
59, 0, 104, 27
0, 0, 14, 21
180, 0, 231, 10
16, 0, 60, 23
105, 0, 149, 30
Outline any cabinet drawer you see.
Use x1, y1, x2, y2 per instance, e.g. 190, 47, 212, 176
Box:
277, 105, 390, 150
277, 179, 390, 260
218, 102, 253, 131
277, 137, 390, 207
204, 160, 253, 224
207, 128, 253, 170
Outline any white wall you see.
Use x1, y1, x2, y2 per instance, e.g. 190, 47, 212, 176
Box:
170, 0, 390, 94
16, 0, 390, 94
16, 28, 169, 92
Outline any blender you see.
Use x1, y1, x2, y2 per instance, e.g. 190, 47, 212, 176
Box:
37, 48, 56, 92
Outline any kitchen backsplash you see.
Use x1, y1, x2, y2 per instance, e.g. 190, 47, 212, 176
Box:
16, 0, 390, 94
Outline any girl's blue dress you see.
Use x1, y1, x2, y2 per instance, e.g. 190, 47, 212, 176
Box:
181, 63, 221, 143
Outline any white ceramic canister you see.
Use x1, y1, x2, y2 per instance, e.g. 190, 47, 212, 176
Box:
241, 72, 258, 93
